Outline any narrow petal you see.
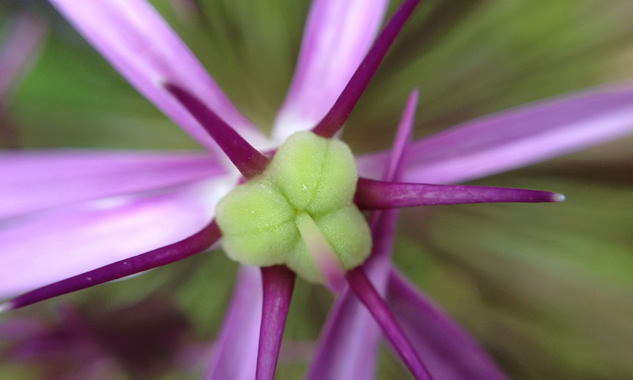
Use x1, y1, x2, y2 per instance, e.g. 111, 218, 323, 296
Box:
357, 83, 633, 183
346, 267, 433, 380
311, 0, 422, 138
355, 178, 564, 209
3, 221, 220, 311
256, 266, 296, 380
49, 0, 267, 150
0, 178, 231, 297
307, 92, 417, 379
382, 89, 419, 182
0, 151, 223, 219
388, 271, 507, 380
205, 267, 262, 380
273, 0, 389, 141
165, 83, 269, 179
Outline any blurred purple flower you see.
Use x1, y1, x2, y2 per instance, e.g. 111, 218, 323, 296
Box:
1, 0, 633, 378
0, 298, 194, 379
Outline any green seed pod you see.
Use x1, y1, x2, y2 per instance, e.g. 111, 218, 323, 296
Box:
216, 131, 372, 283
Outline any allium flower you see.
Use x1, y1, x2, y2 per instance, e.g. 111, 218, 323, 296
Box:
1, 0, 633, 379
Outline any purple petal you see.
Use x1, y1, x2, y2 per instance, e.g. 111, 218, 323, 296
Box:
346, 268, 433, 380
0, 13, 48, 148
164, 83, 269, 178
256, 266, 296, 380
49, 0, 267, 150
272, 0, 389, 141
388, 271, 507, 380
355, 178, 564, 209
0, 151, 224, 219
0, 180, 229, 297
0, 12, 48, 102
383, 89, 419, 182
205, 266, 262, 380
358, 83, 633, 183
3, 221, 220, 311
308, 92, 418, 379
311, 0, 422, 138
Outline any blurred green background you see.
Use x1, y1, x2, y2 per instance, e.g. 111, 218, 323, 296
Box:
1, 0, 632, 379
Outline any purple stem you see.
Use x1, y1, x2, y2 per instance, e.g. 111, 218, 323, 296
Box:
312, 0, 422, 138
256, 265, 296, 380
3, 221, 221, 311
346, 267, 433, 380
355, 178, 565, 209
164, 83, 269, 178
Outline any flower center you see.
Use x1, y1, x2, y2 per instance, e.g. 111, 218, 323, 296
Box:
215, 131, 371, 283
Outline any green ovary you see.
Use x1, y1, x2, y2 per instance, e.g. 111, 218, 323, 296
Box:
215, 131, 372, 283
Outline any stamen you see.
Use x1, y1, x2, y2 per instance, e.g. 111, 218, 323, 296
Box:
256, 265, 296, 380
355, 178, 566, 209
1, 221, 221, 312
295, 213, 347, 294
346, 267, 433, 380
312, 0, 422, 138
164, 83, 269, 179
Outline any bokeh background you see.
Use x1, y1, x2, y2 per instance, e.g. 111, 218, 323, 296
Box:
1, 0, 632, 379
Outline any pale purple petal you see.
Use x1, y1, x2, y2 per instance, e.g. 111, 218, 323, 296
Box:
308, 92, 418, 379
357, 83, 633, 183
3, 221, 220, 311
0, 151, 224, 219
0, 13, 48, 148
311, 0, 421, 139
256, 266, 295, 380
388, 271, 507, 380
205, 266, 262, 380
272, 0, 389, 141
48, 0, 268, 150
0, 13, 48, 101
0, 178, 232, 297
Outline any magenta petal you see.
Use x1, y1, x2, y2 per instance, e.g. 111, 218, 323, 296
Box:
0, 151, 223, 219
3, 221, 220, 311
355, 178, 564, 209
358, 83, 633, 183
273, 0, 389, 141
0, 180, 226, 297
48, 0, 266, 150
346, 267, 433, 380
256, 266, 296, 380
388, 271, 507, 380
311, 0, 422, 138
205, 267, 262, 380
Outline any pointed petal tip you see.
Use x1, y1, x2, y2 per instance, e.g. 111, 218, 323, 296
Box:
552, 193, 566, 202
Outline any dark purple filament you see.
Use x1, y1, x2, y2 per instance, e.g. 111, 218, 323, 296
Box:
312, 0, 422, 138
4, 221, 221, 311
164, 83, 269, 179
346, 267, 433, 380
355, 178, 565, 209
256, 265, 296, 380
